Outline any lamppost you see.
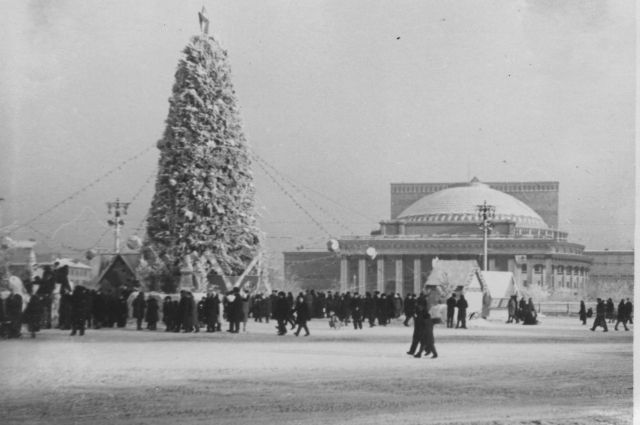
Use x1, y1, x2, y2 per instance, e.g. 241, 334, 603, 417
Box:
107, 199, 130, 254
476, 201, 495, 271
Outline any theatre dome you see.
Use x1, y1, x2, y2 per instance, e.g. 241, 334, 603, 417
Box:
397, 179, 548, 229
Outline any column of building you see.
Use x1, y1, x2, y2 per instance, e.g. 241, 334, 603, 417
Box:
358, 258, 366, 295
340, 257, 348, 293
395, 257, 404, 296
413, 257, 422, 294
377, 257, 385, 293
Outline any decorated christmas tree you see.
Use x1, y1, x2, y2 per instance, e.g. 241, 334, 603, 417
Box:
144, 13, 260, 291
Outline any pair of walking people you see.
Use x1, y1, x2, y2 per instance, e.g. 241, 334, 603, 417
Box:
407, 305, 437, 359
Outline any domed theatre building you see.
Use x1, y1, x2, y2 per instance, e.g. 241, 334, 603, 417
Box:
337, 179, 591, 298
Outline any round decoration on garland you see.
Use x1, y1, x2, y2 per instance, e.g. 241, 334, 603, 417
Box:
327, 239, 340, 253
169, 178, 177, 186
85, 249, 97, 261
126, 235, 142, 250
365, 246, 377, 260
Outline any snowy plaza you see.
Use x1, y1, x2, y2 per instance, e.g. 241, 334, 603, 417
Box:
0, 2, 635, 425
1, 315, 633, 425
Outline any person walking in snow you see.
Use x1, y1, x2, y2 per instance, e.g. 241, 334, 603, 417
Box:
590, 298, 608, 332
614, 299, 629, 331
294, 296, 310, 337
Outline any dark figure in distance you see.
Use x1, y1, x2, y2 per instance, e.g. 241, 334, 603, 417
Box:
351, 293, 363, 330
162, 296, 175, 331
6, 288, 23, 338
614, 299, 629, 331
579, 300, 587, 325
403, 293, 416, 327
274, 291, 289, 335
133, 291, 146, 330
294, 296, 310, 336
446, 293, 457, 328
456, 294, 468, 329
414, 311, 438, 359
145, 296, 159, 330
70, 285, 89, 336
590, 298, 608, 332
24, 293, 44, 338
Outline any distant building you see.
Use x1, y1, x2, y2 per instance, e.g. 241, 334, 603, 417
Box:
285, 178, 594, 299
583, 250, 634, 298
283, 250, 340, 291
4, 239, 37, 281
94, 253, 141, 296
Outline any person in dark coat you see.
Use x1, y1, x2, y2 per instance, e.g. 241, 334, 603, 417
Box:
58, 290, 72, 330
363, 292, 375, 327
178, 290, 193, 332
350, 293, 363, 330
225, 288, 242, 333
304, 290, 314, 320
133, 291, 146, 330
203, 292, 220, 332
403, 294, 416, 327
145, 297, 159, 330
506, 295, 517, 324
377, 293, 388, 326
286, 292, 297, 329
171, 299, 180, 332
446, 294, 457, 328
262, 292, 272, 324
70, 286, 89, 336
579, 300, 587, 325
294, 296, 310, 336
197, 297, 206, 329
518, 297, 527, 322
415, 311, 438, 359
6, 289, 24, 338
54, 264, 71, 294
274, 291, 289, 335
614, 299, 629, 331
24, 293, 44, 338
407, 304, 425, 356
162, 296, 175, 331
386, 293, 395, 322
37, 266, 55, 329
625, 298, 633, 324
523, 298, 538, 325
190, 292, 199, 333
117, 293, 128, 328
590, 298, 608, 332
606, 298, 615, 323
393, 293, 403, 319
456, 294, 468, 329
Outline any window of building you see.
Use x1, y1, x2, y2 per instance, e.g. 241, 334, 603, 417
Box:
557, 266, 564, 275
521, 264, 527, 273
534, 264, 543, 274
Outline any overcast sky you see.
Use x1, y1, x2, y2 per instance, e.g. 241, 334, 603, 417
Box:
0, 0, 635, 265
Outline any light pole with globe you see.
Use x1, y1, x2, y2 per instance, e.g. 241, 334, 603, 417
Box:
476, 201, 495, 271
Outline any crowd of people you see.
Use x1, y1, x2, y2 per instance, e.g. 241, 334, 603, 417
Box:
585, 297, 633, 332
0, 273, 633, 343
505, 295, 539, 325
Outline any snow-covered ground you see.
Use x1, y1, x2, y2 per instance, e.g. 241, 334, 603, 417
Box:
0, 315, 633, 425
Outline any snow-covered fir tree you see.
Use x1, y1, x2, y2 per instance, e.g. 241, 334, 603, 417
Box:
144, 33, 260, 290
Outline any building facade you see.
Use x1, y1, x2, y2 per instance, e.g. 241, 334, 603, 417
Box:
583, 250, 634, 298
336, 179, 591, 299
